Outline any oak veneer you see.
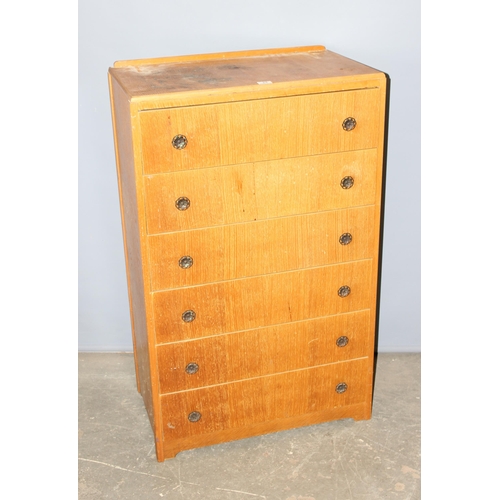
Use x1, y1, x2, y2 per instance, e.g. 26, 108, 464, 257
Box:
148, 206, 375, 290
109, 45, 388, 461
139, 90, 380, 174
143, 149, 378, 234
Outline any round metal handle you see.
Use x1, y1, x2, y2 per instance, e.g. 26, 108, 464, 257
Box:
175, 197, 190, 211
338, 286, 351, 298
179, 256, 193, 269
336, 336, 349, 347
342, 117, 356, 131
172, 134, 188, 149
182, 310, 196, 323
336, 382, 348, 394
340, 176, 354, 189
339, 233, 352, 245
188, 411, 201, 422
185, 362, 199, 374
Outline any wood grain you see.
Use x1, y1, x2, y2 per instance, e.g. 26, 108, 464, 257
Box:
139, 89, 381, 174
112, 45, 326, 68
148, 206, 375, 290
162, 401, 371, 458
109, 46, 388, 461
160, 357, 371, 440
157, 310, 371, 393
153, 259, 373, 343
109, 77, 166, 461
108, 75, 153, 415
144, 149, 378, 234
110, 47, 381, 99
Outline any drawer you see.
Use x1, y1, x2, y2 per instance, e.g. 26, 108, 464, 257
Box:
148, 206, 375, 290
157, 310, 371, 393
160, 357, 371, 440
153, 259, 372, 343
144, 150, 378, 234
140, 89, 381, 174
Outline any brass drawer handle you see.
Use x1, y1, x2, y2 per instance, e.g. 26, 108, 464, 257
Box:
340, 176, 354, 189
172, 134, 188, 149
188, 411, 201, 422
175, 197, 190, 211
342, 117, 356, 131
338, 286, 351, 298
336, 382, 348, 394
182, 310, 196, 323
185, 363, 199, 374
339, 233, 352, 245
179, 256, 193, 269
336, 336, 349, 347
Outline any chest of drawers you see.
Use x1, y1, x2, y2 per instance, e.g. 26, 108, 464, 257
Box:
108, 45, 388, 461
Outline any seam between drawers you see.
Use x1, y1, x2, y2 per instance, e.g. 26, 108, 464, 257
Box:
146, 203, 377, 236
155, 308, 372, 346
141, 147, 379, 177
150, 257, 373, 293
158, 356, 370, 396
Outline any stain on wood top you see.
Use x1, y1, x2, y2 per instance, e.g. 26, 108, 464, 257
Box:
109, 47, 382, 98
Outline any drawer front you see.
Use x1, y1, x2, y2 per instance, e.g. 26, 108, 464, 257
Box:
149, 206, 375, 290
140, 89, 381, 174
144, 150, 378, 234
157, 310, 371, 393
153, 259, 372, 343
160, 358, 371, 440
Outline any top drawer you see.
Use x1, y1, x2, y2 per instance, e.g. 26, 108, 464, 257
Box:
139, 89, 381, 174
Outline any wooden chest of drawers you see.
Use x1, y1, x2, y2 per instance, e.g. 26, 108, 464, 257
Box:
108, 45, 388, 461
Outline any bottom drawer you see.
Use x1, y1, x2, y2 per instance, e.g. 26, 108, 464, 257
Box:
161, 357, 371, 440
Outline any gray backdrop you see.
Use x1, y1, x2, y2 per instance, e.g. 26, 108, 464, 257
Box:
78, 0, 420, 352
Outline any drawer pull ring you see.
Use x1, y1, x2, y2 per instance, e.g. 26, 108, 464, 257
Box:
336, 382, 348, 394
172, 134, 188, 149
342, 117, 356, 131
339, 233, 352, 245
182, 310, 196, 323
336, 336, 349, 347
185, 363, 199, 374
188, 411, 201, 422
338, 286, 351, 298
179, 256, 193, 269
340, 176, 354, 189
175, 197, 191, 211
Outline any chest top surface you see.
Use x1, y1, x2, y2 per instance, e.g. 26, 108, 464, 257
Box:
109, 46, 384, 100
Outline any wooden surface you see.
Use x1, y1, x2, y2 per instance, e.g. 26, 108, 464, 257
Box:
148, 206, 375, 290
161, 401, 371, 459
110, 46, 380, 97
153, 260, 373, 343
144, 149, 378, 234
108, 75, 151, 415
109, 75, 165, 461
112, 45, 327, 68
139, 89, 380, 174
156, 310, 371, 393
108, 46, 387, 461
161, 358, 371, 440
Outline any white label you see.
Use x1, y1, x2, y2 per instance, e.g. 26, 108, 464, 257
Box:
257, 81, 273, 84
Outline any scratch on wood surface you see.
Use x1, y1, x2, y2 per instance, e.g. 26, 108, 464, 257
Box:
78, 458, 168, 480
215, 487, 266, 498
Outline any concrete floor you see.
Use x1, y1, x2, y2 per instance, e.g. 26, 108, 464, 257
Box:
79, 353, 420, 499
